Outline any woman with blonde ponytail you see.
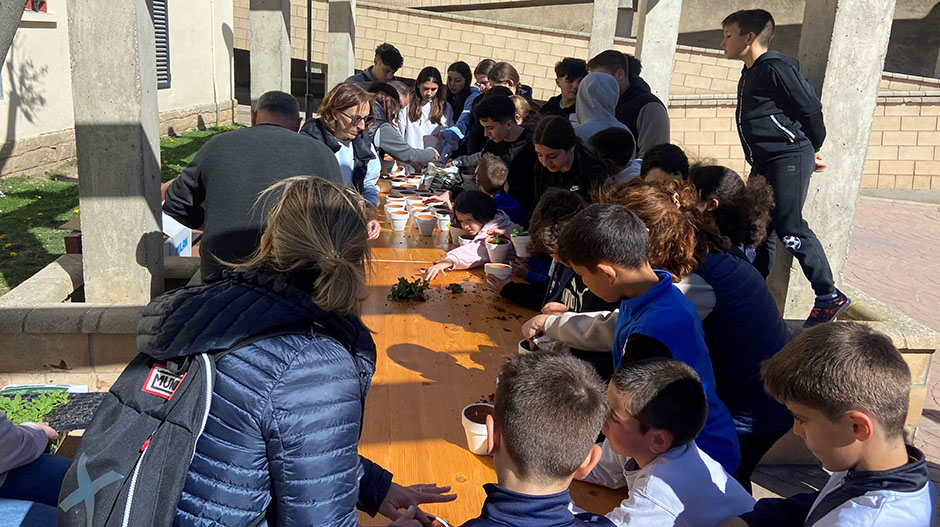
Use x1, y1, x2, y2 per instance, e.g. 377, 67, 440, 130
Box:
137, 176, 455, 527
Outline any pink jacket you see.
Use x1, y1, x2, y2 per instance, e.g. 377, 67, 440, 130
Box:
444, 210, 516, 270
0, 413, 48, 487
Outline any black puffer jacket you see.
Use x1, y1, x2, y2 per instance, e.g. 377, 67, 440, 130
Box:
735, 51, 826, 166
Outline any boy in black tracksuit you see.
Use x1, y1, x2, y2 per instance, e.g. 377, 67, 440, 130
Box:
722, 9, 850, 327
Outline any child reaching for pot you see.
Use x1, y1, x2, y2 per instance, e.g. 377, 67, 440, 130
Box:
423, 190, 516, 281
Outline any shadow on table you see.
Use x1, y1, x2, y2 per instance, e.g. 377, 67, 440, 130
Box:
360, 343, 509, 449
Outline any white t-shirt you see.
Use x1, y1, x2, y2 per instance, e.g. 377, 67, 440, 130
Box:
401, 99, 453, 153
584, 440, 755, 527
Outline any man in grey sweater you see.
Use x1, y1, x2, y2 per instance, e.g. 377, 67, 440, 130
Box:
163, 91, 341, 281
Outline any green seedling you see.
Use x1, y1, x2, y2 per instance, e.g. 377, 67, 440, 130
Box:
0, 392, 69, 425
511, 226, 528, 237
488, 235, 505, 244
388, 276, 431, 301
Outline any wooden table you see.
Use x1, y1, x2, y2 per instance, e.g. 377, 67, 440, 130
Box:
357, 203, 622, 525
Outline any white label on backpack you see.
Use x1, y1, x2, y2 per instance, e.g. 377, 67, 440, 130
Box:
142, 364, 186, 400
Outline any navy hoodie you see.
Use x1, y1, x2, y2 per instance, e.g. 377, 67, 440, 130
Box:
612, 270, 741, 474
735, 50, 826, 166
461, 484, 614, 527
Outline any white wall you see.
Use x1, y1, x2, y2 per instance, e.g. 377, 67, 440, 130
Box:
157, 0, 235, 120
0, 0, 235, 150
1, 7, 75, 144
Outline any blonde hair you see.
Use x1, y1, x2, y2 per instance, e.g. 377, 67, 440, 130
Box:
227, 176, 371, 316
318, 82, 374, 136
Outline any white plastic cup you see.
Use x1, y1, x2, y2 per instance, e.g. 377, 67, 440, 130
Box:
511, 234, 531, 258
389, 211, 410, 231
461, 403, 493, 455
459, 234, 475, 246
449, 226, 467, 244
484, 263, 512, 282
416, 214, 437, 236
436, 215, 450, 232
485, 240, 511, 263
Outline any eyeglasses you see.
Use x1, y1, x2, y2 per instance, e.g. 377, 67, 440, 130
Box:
474, 81, 490, 88
338, 110, 374, 126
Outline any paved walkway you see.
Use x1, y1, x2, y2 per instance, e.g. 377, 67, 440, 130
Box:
754, 196, 940, 505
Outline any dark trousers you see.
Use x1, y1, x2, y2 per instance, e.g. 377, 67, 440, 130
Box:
0, 453, 72, 527
735, 429, 789, 494
752, 149, 835, 296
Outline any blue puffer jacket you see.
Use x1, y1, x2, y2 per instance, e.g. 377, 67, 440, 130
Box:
136, 269, 392, 527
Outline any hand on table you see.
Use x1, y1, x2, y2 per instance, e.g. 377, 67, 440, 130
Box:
485, 273, 510, 292
367, 219, 382, 240
424, 191, 452, 209
813, 154, 827, 173
423, 262, 452, 281
541, 302, 569, 316
522, 314, 550, 342
379, 483, 457, 526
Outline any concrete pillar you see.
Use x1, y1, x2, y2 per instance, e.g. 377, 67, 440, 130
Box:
768, 0, 898, 318
633, 0, 683, 104
249, 0, 291, 107
589, 0, 619, 59
66, 0, 164, 303
327, 0, 356, 92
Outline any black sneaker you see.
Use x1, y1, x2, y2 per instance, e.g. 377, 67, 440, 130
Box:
804, 290, 851, 328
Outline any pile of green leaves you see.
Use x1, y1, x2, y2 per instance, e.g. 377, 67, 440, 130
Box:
388, 277, 431, 301
446, 283, 464, 294
0, 392, 69, 424
512, 226, 528, 237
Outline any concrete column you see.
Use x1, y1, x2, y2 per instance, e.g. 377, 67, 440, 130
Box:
633, 0, 683, 104
327, 0, 356, 92
768, 0, 898, 318
589, 0, 619, 59
66, 0, 164, 303
249, 0, 291, 107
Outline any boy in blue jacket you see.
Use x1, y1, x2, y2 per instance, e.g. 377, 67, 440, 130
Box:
721, 322, 936, 526
721, 9, 850, 327
461, 351, 613, 527
556, 203, 741, 475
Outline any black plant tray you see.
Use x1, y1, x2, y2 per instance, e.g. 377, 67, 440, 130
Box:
2, 392, 109, 432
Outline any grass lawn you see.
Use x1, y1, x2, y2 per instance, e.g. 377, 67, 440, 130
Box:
0, 124, 242, 297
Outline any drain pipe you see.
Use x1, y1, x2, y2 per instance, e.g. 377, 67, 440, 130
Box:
305, 0, 313, 121
209, 0, 220, 127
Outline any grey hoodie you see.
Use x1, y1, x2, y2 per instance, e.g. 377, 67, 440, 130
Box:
574, 73, 636, 158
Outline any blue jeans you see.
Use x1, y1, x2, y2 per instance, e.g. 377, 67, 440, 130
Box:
0, 454, 71, 527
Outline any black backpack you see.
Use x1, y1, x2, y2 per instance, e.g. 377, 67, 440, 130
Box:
57, 326, 310, 527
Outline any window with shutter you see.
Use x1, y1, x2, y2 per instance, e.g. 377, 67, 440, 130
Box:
152, 0, 170, 89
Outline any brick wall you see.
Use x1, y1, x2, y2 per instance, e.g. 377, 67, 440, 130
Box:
232, 0, 940, 190
668, 94, 940, 190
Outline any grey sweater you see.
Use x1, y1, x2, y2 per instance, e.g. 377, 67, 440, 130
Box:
163, 124, 341, 280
